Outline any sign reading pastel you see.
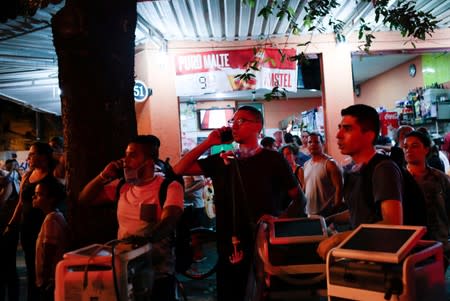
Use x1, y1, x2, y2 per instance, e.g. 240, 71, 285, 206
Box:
134, 80, 151, 102
174, 48, 298, 96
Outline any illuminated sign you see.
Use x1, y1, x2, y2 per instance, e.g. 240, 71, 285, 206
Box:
134, 80, 151, 102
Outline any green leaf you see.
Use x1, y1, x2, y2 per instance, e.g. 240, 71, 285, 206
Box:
287, 7, 295, 17
258, 6, 273, 19
242, 0, 256, 8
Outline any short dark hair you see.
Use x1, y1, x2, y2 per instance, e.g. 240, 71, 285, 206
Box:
260, 136, 275, 148
129, 135, 160, 160
404, 131, 431, 148
38, 176, 66, 208
49, 136, 64, 149
237, 106, 264, 125
284, 132, 294, 144
5, 159, 15, 165
280, 144, 298, 155
308, 132, 323, 143
341, 104, 380, 144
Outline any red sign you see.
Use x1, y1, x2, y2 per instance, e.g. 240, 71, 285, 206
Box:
174, 48, 298, 96
379, 112, 399, 137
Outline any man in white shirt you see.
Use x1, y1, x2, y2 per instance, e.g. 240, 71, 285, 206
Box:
303, 133, 343, 216
79, 135, 184, 301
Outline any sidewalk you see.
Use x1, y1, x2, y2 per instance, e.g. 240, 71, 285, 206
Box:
15, 248, 450, 301
15, 246, 217, 301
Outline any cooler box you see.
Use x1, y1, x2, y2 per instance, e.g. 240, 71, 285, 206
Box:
327, 224, 445, 301
55, 241, 152, 301
255, 216, 328, 298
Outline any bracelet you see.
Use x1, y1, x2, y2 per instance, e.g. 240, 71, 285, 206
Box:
99, 172, 112, 183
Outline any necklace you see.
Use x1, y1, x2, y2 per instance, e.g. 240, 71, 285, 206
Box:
123, 176, 157, 204
235, 146, 262, 159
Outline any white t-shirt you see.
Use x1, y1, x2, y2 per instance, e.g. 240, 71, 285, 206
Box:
104, 176, 184, 239
104, 175, 184, 275
35, 210, 68, 287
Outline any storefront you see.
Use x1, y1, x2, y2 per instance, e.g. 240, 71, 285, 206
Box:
354, 52, 450, 141
133, 29, 450, 165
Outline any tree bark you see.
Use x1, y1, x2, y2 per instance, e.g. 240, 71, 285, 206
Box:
52, 0, 137, 247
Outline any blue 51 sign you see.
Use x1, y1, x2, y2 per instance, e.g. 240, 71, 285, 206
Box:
134, 80, 152, 102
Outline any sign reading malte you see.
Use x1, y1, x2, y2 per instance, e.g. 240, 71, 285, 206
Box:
134, 80, 151, 102
174, 48, 297, 97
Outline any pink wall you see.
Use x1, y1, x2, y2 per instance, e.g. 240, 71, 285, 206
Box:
356, 57, 423, 109
262, 98, 322, 128
185, 98, 321, 129
135, 29, 450, 163
134, 51, 181, 162
320, 45, 355, 164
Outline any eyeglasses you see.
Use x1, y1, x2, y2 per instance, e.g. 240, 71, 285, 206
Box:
227, 118, 258, 126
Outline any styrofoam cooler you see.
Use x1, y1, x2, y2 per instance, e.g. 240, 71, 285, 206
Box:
55, 242, 152, 301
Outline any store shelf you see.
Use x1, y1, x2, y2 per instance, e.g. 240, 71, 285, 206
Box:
409, 118, 437, 126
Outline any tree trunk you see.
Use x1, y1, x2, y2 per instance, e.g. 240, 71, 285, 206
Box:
52, 0, 137, 247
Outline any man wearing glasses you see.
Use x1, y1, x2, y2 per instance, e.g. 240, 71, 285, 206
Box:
174, 105, 306, 301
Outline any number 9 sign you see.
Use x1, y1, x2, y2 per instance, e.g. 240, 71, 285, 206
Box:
134, 80, 151, 102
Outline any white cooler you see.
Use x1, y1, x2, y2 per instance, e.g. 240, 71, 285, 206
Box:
55, 241, 152, 301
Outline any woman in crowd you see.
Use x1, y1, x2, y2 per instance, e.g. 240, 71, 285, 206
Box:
280, 144, 304, 190
5, 142, 56, 301
32, 176, 68, 301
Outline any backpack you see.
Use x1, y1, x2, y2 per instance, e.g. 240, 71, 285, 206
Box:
115, 159, 192, 273
159, 159, 192, 273
360, 153, 427, 227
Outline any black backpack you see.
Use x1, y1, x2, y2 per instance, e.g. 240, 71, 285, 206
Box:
116, 159, 192, 273
360, 153, 427, 227
158, 159, 192, 273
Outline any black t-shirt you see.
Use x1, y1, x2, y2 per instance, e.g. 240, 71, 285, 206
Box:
344, 156, 403, 229
198, 149, 298, 253
20, 173, 48, 236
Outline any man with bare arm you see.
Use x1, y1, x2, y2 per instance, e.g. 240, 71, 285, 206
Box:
317, 104, 403, 259
174, 106, 306, 301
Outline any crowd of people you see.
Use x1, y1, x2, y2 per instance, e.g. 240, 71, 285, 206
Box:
0, 104, 449, 301
1, 140, 67, 301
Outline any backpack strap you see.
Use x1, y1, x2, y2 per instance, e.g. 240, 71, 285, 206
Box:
115, 178, 126, 202
115, 175, 173, 206
158, 178, 171, 208
158, 158, 185, 208
360, 153, 390, 221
